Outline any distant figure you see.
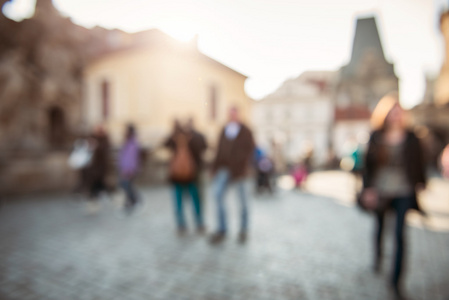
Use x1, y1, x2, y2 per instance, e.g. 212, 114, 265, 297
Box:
68, 137, 93, 195
165, 119, 205, 235
326, 149, 340, 170
209, 106, 255, 244
291, 160, 308, 189
302, 147, 314, 174
254, 147, 274, 194
271, 140, 287, 175
441, 144, 449, 178
351, 143, 364, 175
119, 124, 140, 213
85, 125, 111, 211
360, 93, 426, 299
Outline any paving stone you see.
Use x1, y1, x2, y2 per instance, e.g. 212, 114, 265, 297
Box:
0, 174, 448, 300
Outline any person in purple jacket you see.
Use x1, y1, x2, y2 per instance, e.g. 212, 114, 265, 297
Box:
119, 124, 140, 213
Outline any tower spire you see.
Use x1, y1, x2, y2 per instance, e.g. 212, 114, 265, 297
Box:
34, 0, 57, 18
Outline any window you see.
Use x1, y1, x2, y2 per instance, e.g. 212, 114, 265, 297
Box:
101, 80, 110, 120
210, 85, 217, 121
48, 106, 65, 148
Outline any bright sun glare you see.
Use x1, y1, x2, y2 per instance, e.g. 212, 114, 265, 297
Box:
160, 26, 197, 43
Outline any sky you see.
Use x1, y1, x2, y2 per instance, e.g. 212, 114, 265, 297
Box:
3, 0, 448, 108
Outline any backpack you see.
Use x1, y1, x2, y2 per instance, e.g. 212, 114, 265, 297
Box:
169, 133, 196, 182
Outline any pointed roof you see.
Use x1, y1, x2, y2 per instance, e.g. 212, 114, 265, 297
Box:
34, 0, 58, 18
90, 28, 248, 79
341, 17, 393, 78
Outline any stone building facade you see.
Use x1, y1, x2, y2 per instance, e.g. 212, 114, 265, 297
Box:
0, 0, 107, 194
252, 16, 399, 169
333, 16, 399, 158
252, 71, 336, 169
408, 11, 449, 168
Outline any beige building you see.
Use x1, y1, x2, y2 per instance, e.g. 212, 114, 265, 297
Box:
83, 29, 252, 151
252, 71, 336, 168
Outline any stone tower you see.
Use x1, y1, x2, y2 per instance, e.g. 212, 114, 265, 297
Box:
335, 17, 398, 112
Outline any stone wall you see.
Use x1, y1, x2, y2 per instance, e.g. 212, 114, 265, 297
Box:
0, 153, 77, 196
0, 0, 122, 195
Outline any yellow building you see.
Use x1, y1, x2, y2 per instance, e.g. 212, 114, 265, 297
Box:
83, 29, 252, 150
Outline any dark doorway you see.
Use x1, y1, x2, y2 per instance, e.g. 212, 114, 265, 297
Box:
101, 80, 110, 121
210, 85, 217, 121
48, 106, 66, 149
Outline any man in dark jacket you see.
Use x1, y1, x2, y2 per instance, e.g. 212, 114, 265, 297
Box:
185, 118, 208, 207
209, 106, 255, 244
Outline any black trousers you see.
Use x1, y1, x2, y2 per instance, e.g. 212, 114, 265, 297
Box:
375, 195, 413, 288
89, 178, 107, 199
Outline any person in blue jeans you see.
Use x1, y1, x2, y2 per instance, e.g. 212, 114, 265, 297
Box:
118, 124, 140, 213
209, 107, 255, 244
164, 119, 207, 235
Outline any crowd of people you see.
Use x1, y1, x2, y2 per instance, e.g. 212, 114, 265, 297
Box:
68, 99, 449, 300
163, 107, 256, 244
69, 106, 257, 245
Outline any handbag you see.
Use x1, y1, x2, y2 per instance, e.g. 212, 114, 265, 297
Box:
68, 140, 92, 169
357, 188, 391, 212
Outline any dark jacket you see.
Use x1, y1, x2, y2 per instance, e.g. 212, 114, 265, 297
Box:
187, 130, 208, 170
363, 129, 426, 211
87, 133, 111, 184
212, 123, 255, 180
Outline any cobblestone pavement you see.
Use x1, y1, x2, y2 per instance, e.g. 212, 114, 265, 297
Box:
1, 171, 448, 300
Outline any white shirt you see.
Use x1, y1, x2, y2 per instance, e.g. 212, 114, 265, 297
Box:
225, 122, 241, 140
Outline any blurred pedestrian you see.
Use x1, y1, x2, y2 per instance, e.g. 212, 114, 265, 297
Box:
351, 142, 364, 176
291, 158, 308, 189
68, 136, 92, 195
85, 125, 111, 212
119, 124, 140, 213
359, 93, 426, 299
209, 106, 255, 244
165, 119, 205, 235
271, 139, 287, 175
254, 147, 274, 194
302, 146, 314, 174
185, 117, 208, 206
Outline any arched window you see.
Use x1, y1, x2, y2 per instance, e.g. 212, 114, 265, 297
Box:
210, 85, 217, 121
101, 80, 110, 120
48, 106, 65, 148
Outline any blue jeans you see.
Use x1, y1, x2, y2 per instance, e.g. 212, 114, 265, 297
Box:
375, 195, 413, 288
120, 178, 138, 206
173, 183, 203, 229
213, 169, 248, 233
